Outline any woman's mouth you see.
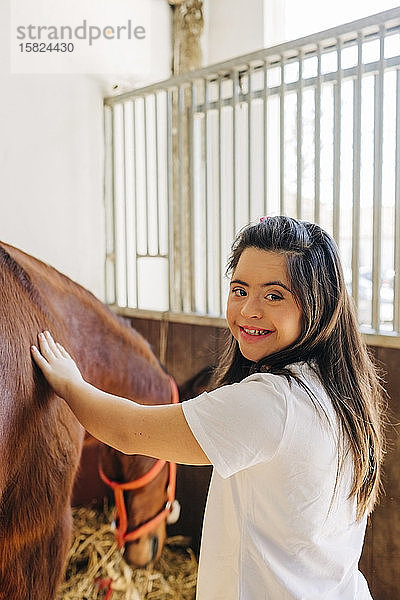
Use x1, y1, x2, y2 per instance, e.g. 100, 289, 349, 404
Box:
239, 326, 273, 337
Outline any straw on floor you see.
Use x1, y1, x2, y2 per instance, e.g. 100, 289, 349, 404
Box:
58, 502, 198, 600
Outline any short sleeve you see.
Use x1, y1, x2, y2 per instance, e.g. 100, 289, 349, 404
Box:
182, 373, 288, 479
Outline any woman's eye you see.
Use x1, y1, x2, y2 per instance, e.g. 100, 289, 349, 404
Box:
266, 293, 283, 301
232, 287, 246, 297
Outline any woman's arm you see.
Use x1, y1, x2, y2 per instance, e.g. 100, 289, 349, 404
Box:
31, 331, 210, 466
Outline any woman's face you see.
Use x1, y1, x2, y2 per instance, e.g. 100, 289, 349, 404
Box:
226, 248, 302, 362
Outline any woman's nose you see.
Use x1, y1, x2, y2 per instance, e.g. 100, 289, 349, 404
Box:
240, 297, 263, 319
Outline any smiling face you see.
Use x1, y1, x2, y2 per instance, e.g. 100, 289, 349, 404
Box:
226, 248, 303, 362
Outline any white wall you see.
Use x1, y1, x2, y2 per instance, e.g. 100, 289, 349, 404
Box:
0, 0, 171, 301
203, 0, 264, 65
203, 0, 287, 66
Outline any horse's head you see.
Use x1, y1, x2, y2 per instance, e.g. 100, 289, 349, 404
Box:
99, 446, 178, 567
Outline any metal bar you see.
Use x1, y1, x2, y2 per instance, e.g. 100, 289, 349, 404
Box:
247, 67, 252, 222
136, 253, 168, 259
333, 40, 342, 241
104, 7, 400, 105
314, 49, 321, 224
232, 71, 238, 235
297, 53, 303, 219
112, 104, 126, 307
104, 105, 116, 305
166, 89, 176, 312
124, 101, 136, 308
178, 85, 186, 312
111, 105, 120, 306
280, 58, 285, 214
143, 96, 149, 256
263, 61, 268, 215
190, 56, 400, 111
123, 102, 129, 306
111, 306, 229, 329
122, 103, 129, 307
371, 29, 385, 331
217, 76, 223, 315
180, 84, 192, 314
204, 80, 209, 313
394, 69, 400, 333
185, 84, 193, 315
132, 100, 139, 309
190, 82, 196, 313
351, 33, 362, 313
154, 93, 160, 256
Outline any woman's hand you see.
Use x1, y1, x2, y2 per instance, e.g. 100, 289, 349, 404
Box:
31, 333, 210, 464
31, 330, 85, 399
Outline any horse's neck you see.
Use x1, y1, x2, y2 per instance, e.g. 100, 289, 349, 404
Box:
2, 243, 170, 405
56, 299, 169, 405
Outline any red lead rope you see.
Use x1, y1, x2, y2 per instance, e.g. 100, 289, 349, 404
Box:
95, 577, 113, 600
96, 376, 180, 598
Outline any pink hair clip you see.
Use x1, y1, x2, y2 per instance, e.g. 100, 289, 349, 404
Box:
259, 216, 271, 222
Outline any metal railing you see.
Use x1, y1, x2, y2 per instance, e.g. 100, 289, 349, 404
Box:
104, 7, 400, 345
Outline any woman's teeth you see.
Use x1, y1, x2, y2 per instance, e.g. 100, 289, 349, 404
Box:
242, 327, 271, 336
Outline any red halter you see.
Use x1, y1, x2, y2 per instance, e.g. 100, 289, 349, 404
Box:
98, 377, 180, 548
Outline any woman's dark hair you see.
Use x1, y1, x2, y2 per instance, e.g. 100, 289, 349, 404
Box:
212, 216, 386, 519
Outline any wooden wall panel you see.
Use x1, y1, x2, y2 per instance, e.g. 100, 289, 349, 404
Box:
128, 317, 227, 386
359, 346, 400, 599
127, 318, 400, 597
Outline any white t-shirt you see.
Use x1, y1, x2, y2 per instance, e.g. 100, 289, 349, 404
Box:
182, 362, 372, 600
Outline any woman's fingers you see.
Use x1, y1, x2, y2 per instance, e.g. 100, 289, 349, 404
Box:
44, 330, 63, 357
36, 331, 63, 361
31, 344, 51, 374
36, 331, 53, 360
56, 342, 71, 359
31, 331, 84, 399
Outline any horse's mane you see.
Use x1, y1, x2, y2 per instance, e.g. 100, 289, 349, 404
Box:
0, 245, 49, 313
0, 242, 107, 324
0, 245, 54, 388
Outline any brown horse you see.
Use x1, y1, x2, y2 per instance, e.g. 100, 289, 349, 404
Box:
0, 242, 174, 600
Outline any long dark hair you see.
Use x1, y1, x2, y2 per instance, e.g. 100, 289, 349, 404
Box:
213, 216, 386, 519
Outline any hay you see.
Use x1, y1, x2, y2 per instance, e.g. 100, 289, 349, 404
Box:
58, 502, 198, 600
